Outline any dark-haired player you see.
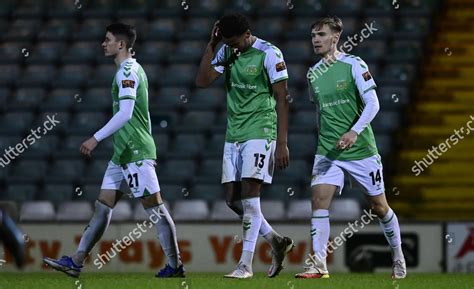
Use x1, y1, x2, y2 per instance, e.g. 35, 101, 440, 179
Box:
196, 13, 294, 279
295, 16, 406, 279
43, 22, 185, 278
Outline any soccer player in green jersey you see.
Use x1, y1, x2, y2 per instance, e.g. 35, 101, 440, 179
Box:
294, 17, 406, 279
43, 23, 184, 278
196, 13, 294, 279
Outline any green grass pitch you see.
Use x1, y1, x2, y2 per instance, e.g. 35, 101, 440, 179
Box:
0, 272, 473, 289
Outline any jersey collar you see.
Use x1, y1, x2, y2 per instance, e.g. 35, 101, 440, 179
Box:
119, 57, 135, 68
314, 52, 347, 68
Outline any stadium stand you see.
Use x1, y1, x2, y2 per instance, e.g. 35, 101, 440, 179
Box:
392, 0, 474, 220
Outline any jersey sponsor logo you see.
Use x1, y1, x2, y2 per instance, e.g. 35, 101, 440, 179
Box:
275, 61, 286, 72
321, 99, 350, 108
245, 64, 258, 75
230, 82, 257, 90
122, 79, 135, 89
362, 71, 372, 81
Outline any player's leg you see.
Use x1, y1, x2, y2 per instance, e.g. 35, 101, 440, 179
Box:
125, 159, 184, 277
366, 192, 405, 279
340, 154, 406, 279
71, 189, 122, 265
141, 193, 184, 277
0, 210, 26, 268
43, 161, 125, 277
225, 181, 287, 253
224, 177, 262, 278
224, 181, 243, 216
296, 155, 344, 279
225, 139, 293, 278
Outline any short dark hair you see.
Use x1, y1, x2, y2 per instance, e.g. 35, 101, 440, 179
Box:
106, 22, 137, 49
218, 13, 250, 38
311, 16, 343, 34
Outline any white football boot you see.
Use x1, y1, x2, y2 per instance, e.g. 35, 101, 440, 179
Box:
224, 262, 253, 279
392, 259, 407, 279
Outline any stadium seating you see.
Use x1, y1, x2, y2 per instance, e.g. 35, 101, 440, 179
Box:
20, 201, 55, 221
173, 200, 209, 221
210, 200, 239, 221
56, 201, 93, 221
0, 0, 443, 221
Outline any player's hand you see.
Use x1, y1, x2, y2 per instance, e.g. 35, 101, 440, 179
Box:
275, 142, 289, 170
209, 20, 222, 47
336, 130, 358, 150
80, 137, 98, 157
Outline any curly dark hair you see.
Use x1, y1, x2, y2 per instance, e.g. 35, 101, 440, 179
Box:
218, 13, 251, 38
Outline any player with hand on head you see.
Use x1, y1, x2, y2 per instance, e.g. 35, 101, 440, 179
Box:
295, 16, 406, 279
196, 13, 294, 279
43, 22, 184, 278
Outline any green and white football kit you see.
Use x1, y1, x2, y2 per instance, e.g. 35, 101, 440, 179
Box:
212, 38, 288, 184
98, 58, 160, 198
308, 53, 384, 196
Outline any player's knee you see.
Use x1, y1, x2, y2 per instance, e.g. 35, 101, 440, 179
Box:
226, 200, 243, 216
94, 200, 113, 217
97, 197, 115, 209
311, 195, 331, 210
370, 202, 389, 218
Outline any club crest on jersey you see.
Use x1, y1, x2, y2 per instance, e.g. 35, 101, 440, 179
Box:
336, 79, 348, 91
122, 79, 135, 88
245, 64, 258, 75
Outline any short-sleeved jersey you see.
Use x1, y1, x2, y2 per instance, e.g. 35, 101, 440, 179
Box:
110, 58, 156, 165
307, 53, 378, 161
211, 38, 288, 142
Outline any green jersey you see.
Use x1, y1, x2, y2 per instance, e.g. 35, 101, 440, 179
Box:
211, 38, 288, 142
307, 53, 378, 160
110, 58, 156, 165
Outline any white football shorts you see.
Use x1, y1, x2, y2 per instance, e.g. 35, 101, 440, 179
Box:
101, 159, 160, 198
310, 154, 385, 196
222, 139, 276, 184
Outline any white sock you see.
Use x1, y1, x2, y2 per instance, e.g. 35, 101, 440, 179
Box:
260, 215, 282, 248
230, 199, 281, 247
146, 204, 181, 268
73, 201, 112, 265
239, 197, 262, 269
240, 250, 254, 272
311, 209, 329, 270
378, 208, 404, 261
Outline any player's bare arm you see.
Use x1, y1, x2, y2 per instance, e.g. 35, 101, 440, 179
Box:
195, 21, 222, 88
273, 79, 290, 169
80, 137, 98, 157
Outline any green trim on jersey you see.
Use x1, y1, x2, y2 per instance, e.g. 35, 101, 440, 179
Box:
119, 95, 136, 100
111, 59, 156, 165
308, 53, 379, 161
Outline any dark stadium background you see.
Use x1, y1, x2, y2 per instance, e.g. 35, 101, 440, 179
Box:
0, 0, 473, 278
